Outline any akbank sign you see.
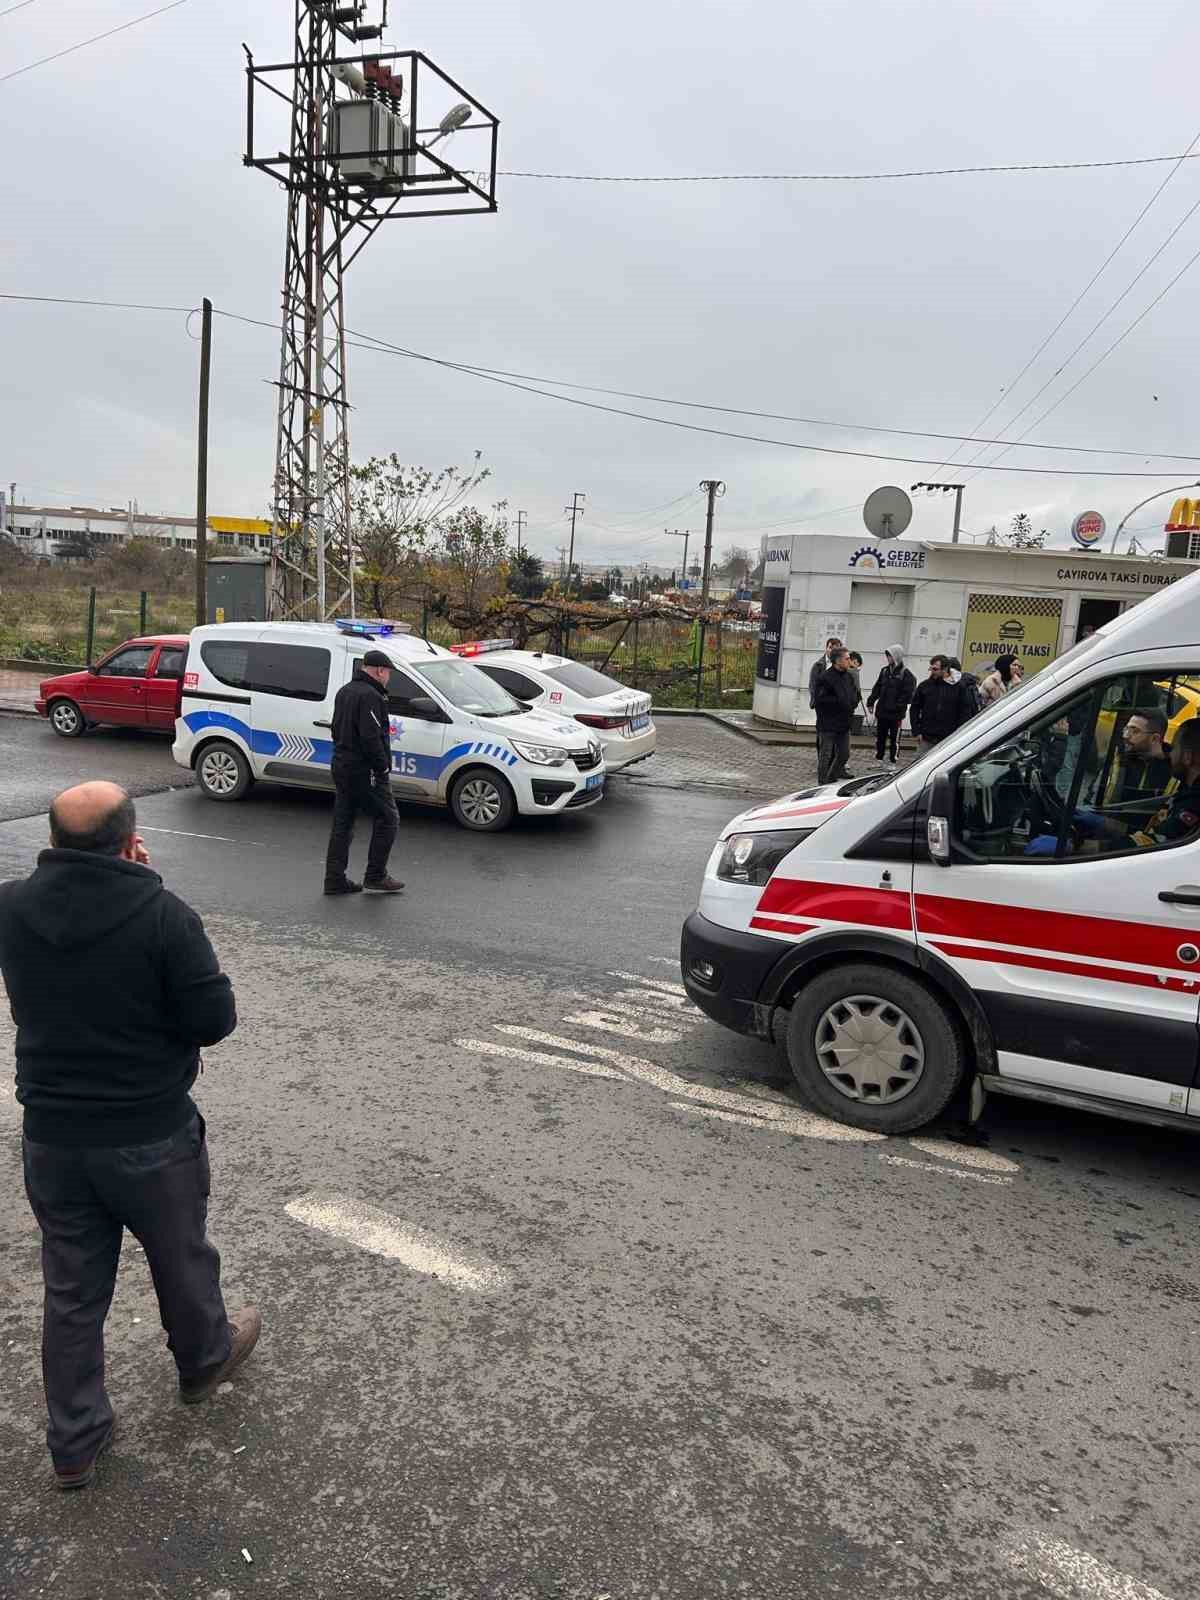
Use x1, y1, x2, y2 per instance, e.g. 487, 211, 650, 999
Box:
848, 545, 927, 573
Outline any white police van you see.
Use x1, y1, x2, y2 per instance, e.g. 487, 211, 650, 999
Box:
172, 621, 607, 831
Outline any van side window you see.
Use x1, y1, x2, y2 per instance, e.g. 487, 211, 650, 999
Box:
200, 641, 330, 702
952, 668, 1200, 863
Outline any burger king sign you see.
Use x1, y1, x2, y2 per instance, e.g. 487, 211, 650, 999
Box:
1071, 509, 1106, 549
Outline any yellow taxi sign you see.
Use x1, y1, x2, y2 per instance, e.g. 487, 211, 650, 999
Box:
208, 516, 272, 535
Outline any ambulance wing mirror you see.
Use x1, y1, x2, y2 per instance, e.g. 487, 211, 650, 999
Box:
926, 771, 954, 867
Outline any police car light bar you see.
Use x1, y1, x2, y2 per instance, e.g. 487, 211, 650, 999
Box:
450, 639, 514, 657
335, 620, 413, 639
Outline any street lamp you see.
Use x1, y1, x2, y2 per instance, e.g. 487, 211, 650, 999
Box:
1107, 482, 1200, 554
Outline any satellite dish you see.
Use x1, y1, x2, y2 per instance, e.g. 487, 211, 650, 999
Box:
863, 486, 912, 541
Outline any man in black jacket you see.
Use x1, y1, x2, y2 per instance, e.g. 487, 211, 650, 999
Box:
324, 649, 404, 896
910, 655, 969, 749
814, 647, 858, 784
0, 782, 257, 1489
866, 644, 916, 767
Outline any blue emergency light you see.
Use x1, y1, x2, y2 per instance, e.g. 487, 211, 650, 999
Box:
334, 619, 412, 639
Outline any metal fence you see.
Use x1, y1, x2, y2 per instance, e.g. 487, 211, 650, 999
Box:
555, 616, 757, 709
0, 584, 191, 668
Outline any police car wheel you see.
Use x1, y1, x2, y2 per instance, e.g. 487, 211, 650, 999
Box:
785, 963, 964, 1134
449, 768, 515, 831
49, 699, 86, 738
196, 740, 252, 802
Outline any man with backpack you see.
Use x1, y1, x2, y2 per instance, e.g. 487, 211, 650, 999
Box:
866, 645, 916, 768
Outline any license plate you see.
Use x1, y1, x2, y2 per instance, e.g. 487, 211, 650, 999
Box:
586, 774, 604, 790
628, 714, 651, 733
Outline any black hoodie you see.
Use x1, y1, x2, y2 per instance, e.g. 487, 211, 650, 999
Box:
0, 850, 236, 1147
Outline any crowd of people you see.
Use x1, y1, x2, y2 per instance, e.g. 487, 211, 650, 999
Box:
809, 636, 1025, 785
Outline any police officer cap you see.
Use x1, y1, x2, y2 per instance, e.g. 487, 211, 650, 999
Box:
361, 650, 392, 668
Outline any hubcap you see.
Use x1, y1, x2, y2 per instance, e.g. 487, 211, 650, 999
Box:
459, 778, 502, 825
813, 994, 925, 1105
201, 751, 240, 796
52, 704, 79, 733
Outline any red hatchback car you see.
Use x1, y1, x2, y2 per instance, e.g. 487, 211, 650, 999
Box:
37, 635, 189, 738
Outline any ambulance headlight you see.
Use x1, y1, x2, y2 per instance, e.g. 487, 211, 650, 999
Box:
510, 737, 568, 767
716, 829, 811, 886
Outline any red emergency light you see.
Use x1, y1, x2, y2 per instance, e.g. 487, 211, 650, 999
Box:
450, 639, 515, 657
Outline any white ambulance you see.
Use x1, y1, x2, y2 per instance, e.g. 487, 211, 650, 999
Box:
682, 567, 1200, 1136
172, 621, 606, 830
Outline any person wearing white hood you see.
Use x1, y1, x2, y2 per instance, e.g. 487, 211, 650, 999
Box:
865, 644, 916, 768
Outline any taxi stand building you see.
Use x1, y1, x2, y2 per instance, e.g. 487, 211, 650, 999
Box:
753, 532, 1200, 730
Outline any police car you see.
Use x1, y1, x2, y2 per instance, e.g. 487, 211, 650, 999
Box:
452, 640, 656, 772
682, 565, 1200, 1138
172, 621, 606, 831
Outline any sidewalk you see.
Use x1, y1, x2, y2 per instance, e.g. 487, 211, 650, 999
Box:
656, 706, 919, 754
625, 714, 820, 798
0, 669, 40, 716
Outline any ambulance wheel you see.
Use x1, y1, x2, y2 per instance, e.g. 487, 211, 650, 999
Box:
449, 767, 515, 831
195, 740, 252, 802
48, 698, 87, 738
785, 963, 964, 1134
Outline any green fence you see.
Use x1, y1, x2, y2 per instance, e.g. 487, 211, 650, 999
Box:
0, 584, 191, 667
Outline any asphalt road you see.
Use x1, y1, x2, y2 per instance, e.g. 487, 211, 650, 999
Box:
0, 727, 1197, 1600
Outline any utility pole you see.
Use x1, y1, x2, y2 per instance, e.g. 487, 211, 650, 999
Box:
699, 479, 725, 604
911, 481, 964, 543
564, 491, 585, 595
195, 297, 212, 628
515, 510, 527, 560
664, 528, 689, 588
244, 11, 499, 620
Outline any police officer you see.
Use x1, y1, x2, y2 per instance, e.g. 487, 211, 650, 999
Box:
1131, 719, 1200, 849
324, 650, 405, 896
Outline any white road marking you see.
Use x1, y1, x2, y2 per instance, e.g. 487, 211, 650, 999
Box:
908, 1136, 1021, 1175
669, 1102, 768, 1130
609, 970, 688, 996
671, 1099, 884, 1142
564, 1009, 684, 1045
139, 826, 264, 845
285, 1195, 508, 1291
474, 1026, 885, 1140
566, 989, 703, 1024
1008, 1533, 1174, 1600
458, 1039, 623, 1079
647, 956, 680, 966
880, 1155, 1013, 1186
611, 986, 695, 1012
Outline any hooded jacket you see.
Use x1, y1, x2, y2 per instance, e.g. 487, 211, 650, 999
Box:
331, 663, 392, 778
0, 851, 236, 1147
910, 673, 969, 744
867, 645, 916, 722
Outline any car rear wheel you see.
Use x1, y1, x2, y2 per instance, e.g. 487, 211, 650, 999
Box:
449, 767, 515, 831
196, 740, 252, 802
48, 699, 87, 738
785, 962, 964, 1134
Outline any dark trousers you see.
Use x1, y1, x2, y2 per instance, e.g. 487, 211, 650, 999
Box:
817, 730, 850, 785
875, 717, 901, 762
22, 1112, 230, 1471
324, 763, 399, 888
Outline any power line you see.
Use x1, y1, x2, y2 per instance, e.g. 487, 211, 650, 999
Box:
932, 122, 1200, 480
963, 190, 1200, 477
0, 1, 41, 18
335, 323, 1198, 478
481, 152, 1200, 184
6, 293, 1196, 465
964, 234, 1200, 481
0, 0, 194, 87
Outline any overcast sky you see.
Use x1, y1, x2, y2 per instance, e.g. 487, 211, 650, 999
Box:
3, 0, 1199, 570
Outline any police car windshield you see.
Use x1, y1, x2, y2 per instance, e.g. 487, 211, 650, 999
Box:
417, 659, 524, 717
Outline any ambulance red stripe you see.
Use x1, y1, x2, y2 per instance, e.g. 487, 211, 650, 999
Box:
915, 894, 1195, 970
928, 939, 1198, 994
756, 879, 913, 930
749, 916, 818, 937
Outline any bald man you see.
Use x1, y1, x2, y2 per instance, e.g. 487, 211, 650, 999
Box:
0, 783, 258, 1489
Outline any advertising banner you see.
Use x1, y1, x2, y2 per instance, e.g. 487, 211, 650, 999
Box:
962, 592, 1063, 677
756, 586, 786, 681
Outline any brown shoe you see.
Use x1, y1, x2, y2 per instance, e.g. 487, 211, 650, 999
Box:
363, 876, 405, 894
55, 1418, 115, 1490
179, 1306, 262, 1404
